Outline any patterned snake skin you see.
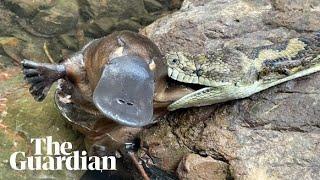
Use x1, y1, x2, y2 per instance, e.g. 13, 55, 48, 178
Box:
167, 32, 320, 110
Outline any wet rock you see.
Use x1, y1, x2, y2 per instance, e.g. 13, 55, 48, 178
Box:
84, 17, 118, 37
0, 55, 14, 69
140, 0, 320, 179
169, 0, 184, 9
59, 34, 79, 51
79, 0, 151, 37
0, 69, 143, 179
79, 0, 147, 20
177, 154, 231, 180
30, 0, 79, 35
21, 40, 51, 63
0, 0, 183, 178
0, 6, 18, 37
0, 37, 24, 64
155, 0, 183, 10
84, 17, 143, 37
3, 0, 55, 17
144, 0, 163, 12
0, 0, 173, 65
0, 71, 84, 179
0, 35, 59, 64
114, 19, 143, 32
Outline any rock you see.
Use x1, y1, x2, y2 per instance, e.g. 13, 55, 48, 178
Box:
58, 34, 79, 51
139, 0, 320, 179
0, 70, 143, 178
0, 35, 60, 64
3, 0, 55, 17
266, 0, 320, 32
266, 11, 320, 32
0, 55, 14, 69
177, 154, 231, 180
114, 19, 143, 32
0, 5, 18, 37
84, 17, 118, 37
139, 120, 190, 171
0, 71, 84, 179
83, 17, 143, 37
271, 0, 319, 12
30, 0, 79, 35
79, 0, 147, 19
79, 0, 151, 37
0, 0, 172, 65
144, 0, 163, 12
155, 0, 184, 10
21, 40, 51, 63
169, 0, 184, 9
0, 37, 24, 64
0, 0, 183, 178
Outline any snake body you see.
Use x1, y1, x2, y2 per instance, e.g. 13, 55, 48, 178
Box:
167, 33, 320, 110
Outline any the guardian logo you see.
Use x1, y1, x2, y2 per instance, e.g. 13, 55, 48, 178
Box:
9, 136, 117, 171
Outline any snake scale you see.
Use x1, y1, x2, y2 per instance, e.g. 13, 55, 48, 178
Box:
166, 32, 320, 110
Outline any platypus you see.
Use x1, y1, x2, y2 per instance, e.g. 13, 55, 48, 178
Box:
22, 31, 192, 127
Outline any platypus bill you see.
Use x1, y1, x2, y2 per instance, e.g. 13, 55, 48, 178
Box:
21, 31, 192, 127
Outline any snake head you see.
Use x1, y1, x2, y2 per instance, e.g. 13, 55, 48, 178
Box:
165, 52, 197, 82
166, 52, 194, 69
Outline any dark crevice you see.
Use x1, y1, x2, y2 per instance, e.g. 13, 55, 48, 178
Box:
242, 123, 309, 133
276, 90, 320, 95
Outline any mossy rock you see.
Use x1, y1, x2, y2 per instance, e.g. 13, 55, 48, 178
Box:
0, 72, 84, 179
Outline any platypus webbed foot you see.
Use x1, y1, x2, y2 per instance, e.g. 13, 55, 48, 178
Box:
22, 60, 66, 102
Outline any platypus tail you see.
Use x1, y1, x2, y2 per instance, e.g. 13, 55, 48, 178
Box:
22, 60, 66, 102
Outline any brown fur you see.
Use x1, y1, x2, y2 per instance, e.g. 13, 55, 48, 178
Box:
64, 31, 192, 112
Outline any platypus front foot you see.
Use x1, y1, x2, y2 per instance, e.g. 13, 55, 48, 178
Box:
22, 60, 66, 101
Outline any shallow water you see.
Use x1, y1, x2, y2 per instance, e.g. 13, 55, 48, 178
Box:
0, 0, 182, 179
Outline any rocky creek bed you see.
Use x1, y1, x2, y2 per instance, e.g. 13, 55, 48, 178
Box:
0, 0, 182, 179
0, 0, 320, 179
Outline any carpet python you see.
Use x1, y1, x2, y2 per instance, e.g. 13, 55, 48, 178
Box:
166, 32, 320, 111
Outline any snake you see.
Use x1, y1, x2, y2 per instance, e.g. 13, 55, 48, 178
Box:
166, 32, 320, 110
